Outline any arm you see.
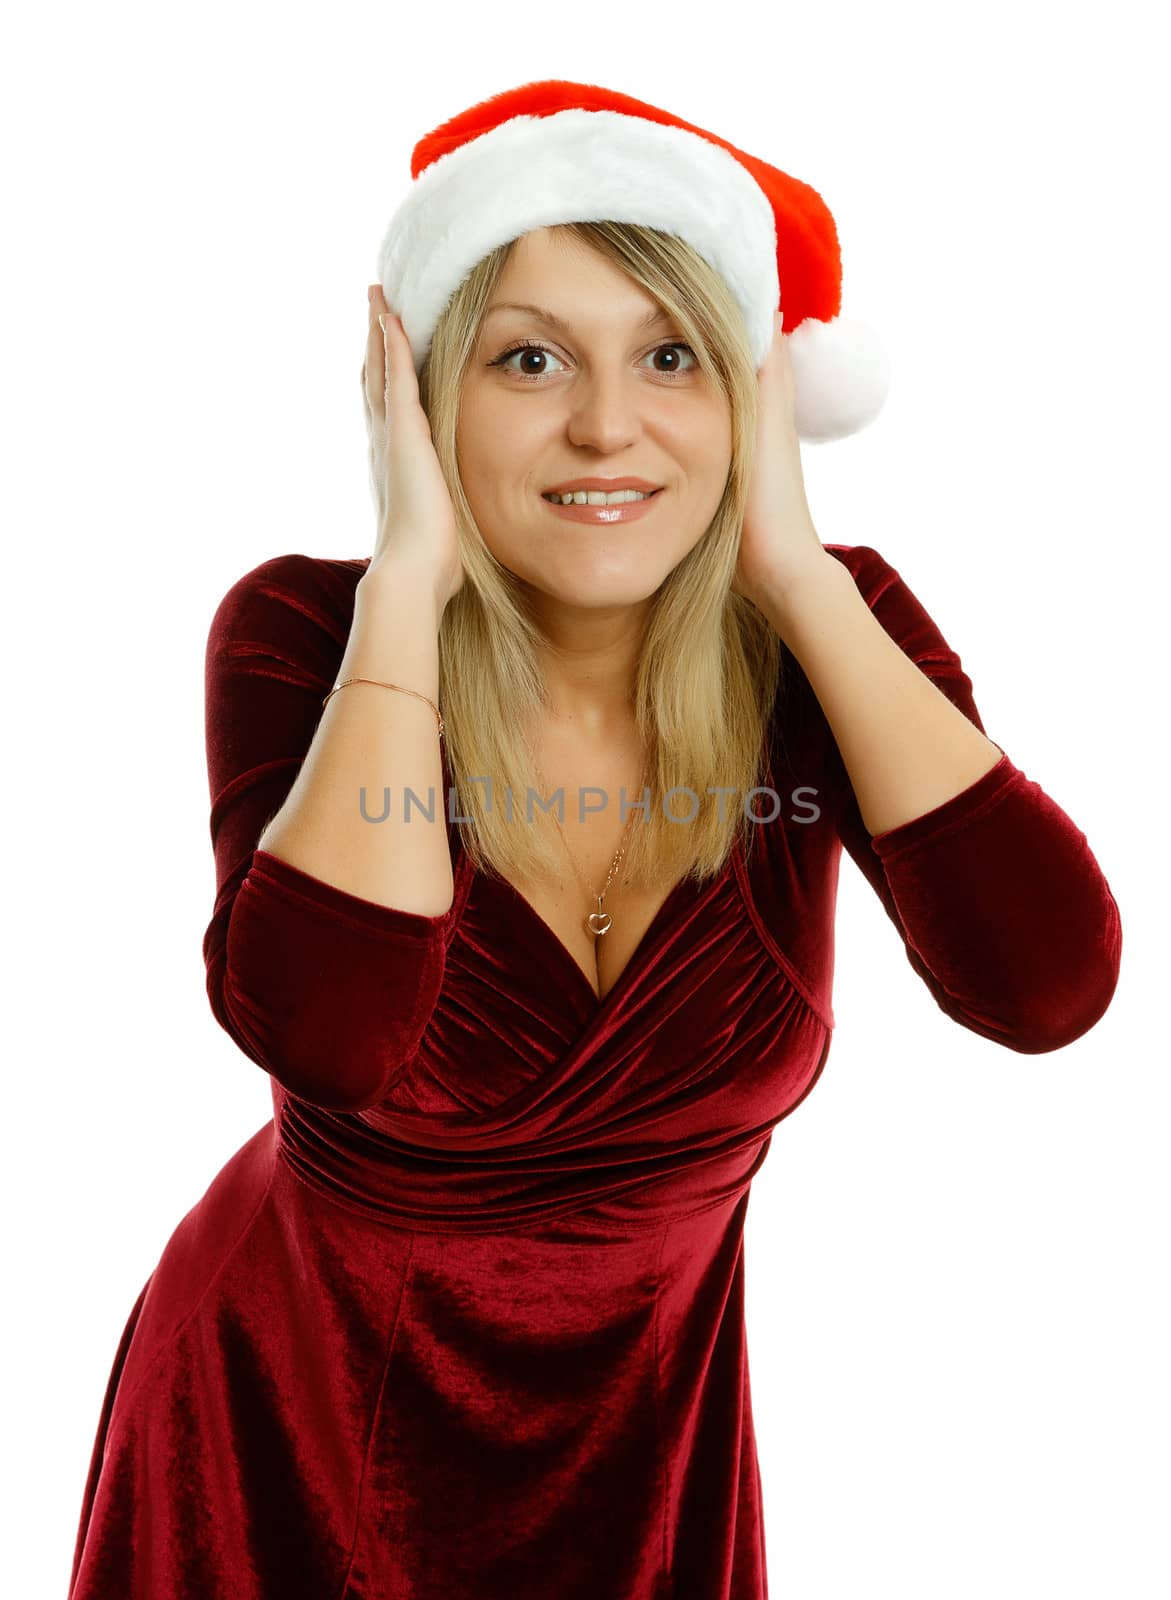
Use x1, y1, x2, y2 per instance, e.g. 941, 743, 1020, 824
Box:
766, 545, 1122, 1053
202, 553, 454, 1110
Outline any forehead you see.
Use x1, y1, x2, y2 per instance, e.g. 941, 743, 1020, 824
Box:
485, 227, 672, 336
483, 299, 673, 339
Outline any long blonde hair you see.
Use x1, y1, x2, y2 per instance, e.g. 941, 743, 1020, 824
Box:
419, 221, 784, 891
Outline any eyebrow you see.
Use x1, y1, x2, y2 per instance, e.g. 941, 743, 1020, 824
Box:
483, 301, 673, 336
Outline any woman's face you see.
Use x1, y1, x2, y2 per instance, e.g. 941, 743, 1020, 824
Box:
456, 227, 733, 608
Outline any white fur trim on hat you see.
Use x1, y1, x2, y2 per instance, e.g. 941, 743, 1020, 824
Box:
376, 108, 779, 371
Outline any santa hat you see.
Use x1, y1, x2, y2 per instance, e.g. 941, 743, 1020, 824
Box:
375, 80, 891, 443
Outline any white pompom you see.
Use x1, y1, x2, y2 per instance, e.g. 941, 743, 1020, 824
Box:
787, 315, 893, 443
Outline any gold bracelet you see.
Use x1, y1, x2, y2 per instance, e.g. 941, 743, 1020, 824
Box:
322, 676, 444, 739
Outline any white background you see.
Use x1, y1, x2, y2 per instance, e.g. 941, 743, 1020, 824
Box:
4, 2, 1166, 1596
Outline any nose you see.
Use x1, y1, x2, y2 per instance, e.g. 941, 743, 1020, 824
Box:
565, 369, 644, 454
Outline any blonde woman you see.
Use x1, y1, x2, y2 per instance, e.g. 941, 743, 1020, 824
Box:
69, 81, 1122, 1600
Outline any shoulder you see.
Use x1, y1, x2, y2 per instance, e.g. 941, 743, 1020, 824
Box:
774, 541, 907, 690
207, 552, 371, 651
819, 541, 959, 664
822, 541, 903, 600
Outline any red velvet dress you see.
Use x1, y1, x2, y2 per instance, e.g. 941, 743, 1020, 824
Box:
68, 544, 1122, 1599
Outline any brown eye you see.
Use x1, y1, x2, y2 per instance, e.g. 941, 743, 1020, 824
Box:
516, 348, 560, 376
647, 344, 696, 375
491, 343, 567, 379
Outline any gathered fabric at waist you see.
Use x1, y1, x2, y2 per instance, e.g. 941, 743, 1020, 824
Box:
274, 1084, 774, 1238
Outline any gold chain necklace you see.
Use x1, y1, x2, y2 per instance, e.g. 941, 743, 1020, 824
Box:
534, 758, 650, 938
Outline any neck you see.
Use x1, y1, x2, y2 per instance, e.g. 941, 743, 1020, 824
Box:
523, 592, 650, 736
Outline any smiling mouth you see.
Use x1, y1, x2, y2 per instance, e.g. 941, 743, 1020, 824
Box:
541, 487, 663, 505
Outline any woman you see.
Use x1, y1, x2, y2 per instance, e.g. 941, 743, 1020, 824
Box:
68, 81, 1122, 1599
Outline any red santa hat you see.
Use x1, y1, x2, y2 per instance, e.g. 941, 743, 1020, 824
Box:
375, 80, 892, 443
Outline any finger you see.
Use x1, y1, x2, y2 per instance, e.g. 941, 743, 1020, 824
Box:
366, 286, 423, 432
377, 315, 391, 410
364, 288, 391, 418
379, 310, 423, 429
363, 325, 381, 420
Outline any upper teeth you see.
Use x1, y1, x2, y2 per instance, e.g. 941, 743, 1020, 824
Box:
544, 489, 654, 505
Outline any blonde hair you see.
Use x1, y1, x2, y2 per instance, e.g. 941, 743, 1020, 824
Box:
419, 221, 784, 892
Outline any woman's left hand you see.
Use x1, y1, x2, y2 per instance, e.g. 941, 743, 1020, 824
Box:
732, 312, 829, 610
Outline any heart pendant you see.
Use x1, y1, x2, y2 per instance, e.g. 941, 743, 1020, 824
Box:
587, 911, 612, 936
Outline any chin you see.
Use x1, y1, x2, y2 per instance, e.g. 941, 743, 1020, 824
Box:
532, 567, 667, 607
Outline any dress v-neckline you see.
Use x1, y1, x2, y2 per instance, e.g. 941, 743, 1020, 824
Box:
499, 870, 693, 1014
442, 745, 740, 1021
462, 844, 743, 1025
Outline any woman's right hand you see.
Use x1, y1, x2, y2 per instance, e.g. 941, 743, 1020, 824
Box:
361, 284, 466, 609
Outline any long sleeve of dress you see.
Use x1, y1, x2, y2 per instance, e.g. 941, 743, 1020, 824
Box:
822, 544, 1122, 1054
202, 553, 451, 1111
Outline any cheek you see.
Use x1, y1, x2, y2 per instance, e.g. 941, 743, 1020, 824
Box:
658, 401, 730, 474
690, 405, 733, 467
458, 402, 535, 499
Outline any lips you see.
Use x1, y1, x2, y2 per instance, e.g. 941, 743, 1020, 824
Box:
542, 478, 663, 496
541, 487, 663, 502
